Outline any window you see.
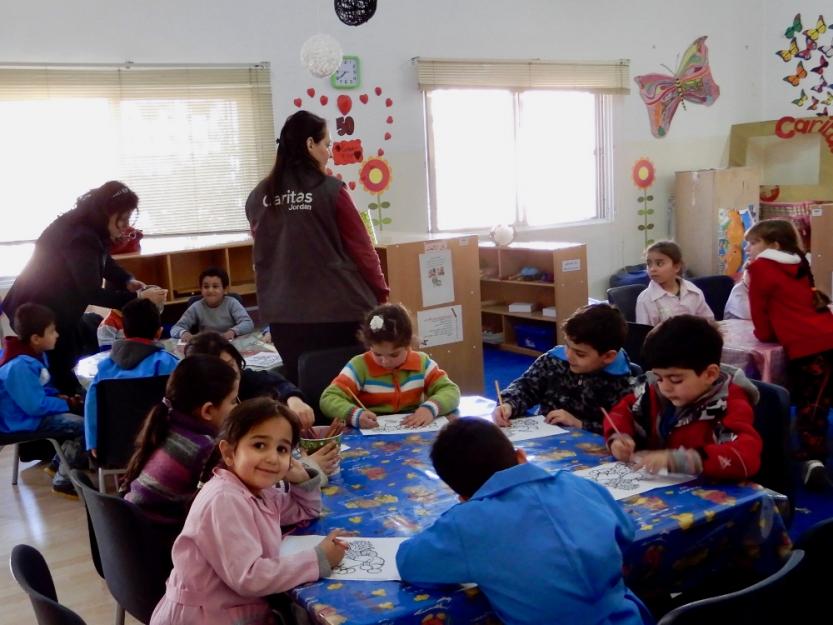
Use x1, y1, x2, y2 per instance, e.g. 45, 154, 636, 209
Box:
0, 65, 275, 243
417, 58, 627, 232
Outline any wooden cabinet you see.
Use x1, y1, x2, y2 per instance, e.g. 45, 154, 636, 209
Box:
479, 241, 588, 356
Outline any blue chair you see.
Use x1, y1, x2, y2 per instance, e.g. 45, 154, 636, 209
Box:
657, 549, 805, 624
606, 284, 647, 322
9, 544, 88, 625
690, 275, 735, 321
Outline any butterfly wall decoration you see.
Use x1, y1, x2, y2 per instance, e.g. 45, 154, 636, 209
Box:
777, 13, 833, 117
634, 36, 721, 138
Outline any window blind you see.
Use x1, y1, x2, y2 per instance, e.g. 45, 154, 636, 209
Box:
0, 64, 275, 242
414, 58, 630, 94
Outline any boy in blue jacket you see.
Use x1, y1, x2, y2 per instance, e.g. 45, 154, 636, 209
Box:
396, 418, 653, 625
84, 298, 179, 455
0, 303, 86, 496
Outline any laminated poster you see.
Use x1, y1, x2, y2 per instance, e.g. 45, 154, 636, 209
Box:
417, 305, 463, 347
419, 249, 455, 307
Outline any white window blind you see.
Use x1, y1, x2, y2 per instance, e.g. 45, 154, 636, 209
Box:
0, 64, 275, 243
415, 58, 630, 94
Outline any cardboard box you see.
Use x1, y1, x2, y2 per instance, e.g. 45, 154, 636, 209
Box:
811, 203, 833, 299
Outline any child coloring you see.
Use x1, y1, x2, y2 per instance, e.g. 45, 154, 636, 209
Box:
635, 241, 714, 326
149, 397, 347, 625
320, 303, 460, 428
745, 219, 833, 488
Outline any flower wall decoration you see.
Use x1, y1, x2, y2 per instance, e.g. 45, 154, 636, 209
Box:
359, 156, 393, 231
632, 157, 656, 247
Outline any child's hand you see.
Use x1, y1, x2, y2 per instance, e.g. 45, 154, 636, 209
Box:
285, 457, 312, 484
306, 441, 340, 475
609, 434, 636, 462
180, 331, 193, 343
359, 411, 378, 429
222, 330, 236, 340
401, 407, 434, 428
492, 403, 512, 427
318, 530, 349, 567
287, 396, 315, 429
633, 450, 671, 474
545, 409, 582, 428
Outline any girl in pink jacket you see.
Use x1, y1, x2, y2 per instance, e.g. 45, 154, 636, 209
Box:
150, 398, 347, 625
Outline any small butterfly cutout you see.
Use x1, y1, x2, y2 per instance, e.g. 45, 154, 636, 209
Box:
812, 77, 828, 92
822, 93, 833, 106
797, 37, 817, 59
820, 44, 833, 58
812, 56, 829, 76
776, 38, 799, 62
792, 89, 808, 107
803, 15, 828, 42
818, 106, 830, 117
785, 13, 803, 39
808, 97, 820, 111
784, 61, 808, 86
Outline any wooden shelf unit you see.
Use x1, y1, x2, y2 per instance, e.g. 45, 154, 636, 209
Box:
479, 241, 588, 355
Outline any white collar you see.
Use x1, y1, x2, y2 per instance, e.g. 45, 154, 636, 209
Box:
755, 248, 802, 264
646, 278, 694, 301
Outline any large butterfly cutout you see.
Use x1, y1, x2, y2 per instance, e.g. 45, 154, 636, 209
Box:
784, 61, 808, 86
785, 13, 803, 39
634, 36, 720, 138
776, 38, 799, 62
803, 15, 828, 42
792, 89, 808, 107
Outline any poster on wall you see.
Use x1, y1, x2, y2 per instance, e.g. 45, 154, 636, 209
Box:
717, 206, 756, 278
417, 305, 463, 348
419, 249, 455, 307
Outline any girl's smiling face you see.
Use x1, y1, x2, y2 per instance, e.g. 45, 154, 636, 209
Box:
219, 416, 293, 494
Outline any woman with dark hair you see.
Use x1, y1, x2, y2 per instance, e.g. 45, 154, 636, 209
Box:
2, 181, 167, 393
245, 110, 388, 383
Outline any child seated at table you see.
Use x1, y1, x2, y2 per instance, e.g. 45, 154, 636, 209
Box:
605, 315, 762, 481
396, 417, 652, 625
170, 267, 254, 341
635, 241, 714, 326
493, 303, 636, 433
84, 298, 179, 456
320, 303, 460, 429
149, 397, 346, 625
0, 303, 86, 497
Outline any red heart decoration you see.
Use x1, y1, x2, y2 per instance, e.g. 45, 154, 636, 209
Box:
375, 87, 382, 96
359, 94, 369, 104
384, 132, 392, 140
377, 148, 384, 156
307, 88, 315, 97
385, 98, 393, 107
348, 181, 356, 190
337, 94, 352, 115
386, 116, 393, 124
320, 95, 329, 106
293, 98, 302, 107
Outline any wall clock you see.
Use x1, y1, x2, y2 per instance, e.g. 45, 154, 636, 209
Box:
331, 55, 361, 89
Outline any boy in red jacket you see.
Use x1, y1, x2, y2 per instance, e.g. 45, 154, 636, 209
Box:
605, 315, 762, 481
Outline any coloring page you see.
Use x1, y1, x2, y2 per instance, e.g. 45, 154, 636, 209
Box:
572, 461, 693, 500
504, 415, 568, 443
360, 414, 449, 435
280, 536, 406, 580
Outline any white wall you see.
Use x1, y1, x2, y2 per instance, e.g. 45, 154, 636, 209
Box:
0, 0, 769, 296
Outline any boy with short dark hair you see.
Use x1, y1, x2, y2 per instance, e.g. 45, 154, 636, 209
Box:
84, 298, 179, 455
170, 267, 254, 341
605, 314, 762, 480
0, 303, 86, 496
493, 303, 635, 432
396, 418, 651, 625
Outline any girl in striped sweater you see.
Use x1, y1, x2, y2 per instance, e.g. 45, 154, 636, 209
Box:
321, 304, 460, 428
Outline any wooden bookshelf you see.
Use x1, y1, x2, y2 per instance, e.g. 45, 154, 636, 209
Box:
479, 241, 588, 355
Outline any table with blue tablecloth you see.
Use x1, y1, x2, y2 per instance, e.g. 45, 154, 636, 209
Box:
289, 400, 792, 625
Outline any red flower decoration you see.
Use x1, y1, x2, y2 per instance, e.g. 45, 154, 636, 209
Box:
359, 157, 392, 194
632, 158, 656, 189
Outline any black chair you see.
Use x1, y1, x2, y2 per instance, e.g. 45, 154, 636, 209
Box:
0, 432, 71, 486
793, 517, 833, 620
691, 275, 735, 321
70, 471, 104, 580
9, 544, 88, 625
70, 469, 172, 625
606, 284, 647, 322
298, 344, 365, 423
749, 379, 796, 526
657, 549, 805, 624
623, 322, 653, 370
94, 375, 169, 492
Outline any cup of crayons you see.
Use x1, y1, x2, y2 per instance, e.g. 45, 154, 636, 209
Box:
299, 422, 345, 455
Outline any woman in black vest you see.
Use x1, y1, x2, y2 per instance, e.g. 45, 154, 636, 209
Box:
245, 110, 389, 384
2, 181, 167, 393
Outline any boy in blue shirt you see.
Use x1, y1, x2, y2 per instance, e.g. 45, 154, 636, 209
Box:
170, 267, 254, 341
0, 303, 86, 496
84, 298, 179, 455
396, 418, 652, 625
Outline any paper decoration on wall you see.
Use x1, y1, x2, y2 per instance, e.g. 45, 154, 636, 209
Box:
334, 0, 377, 27
718, 206, 755, 278
300, 34, 343, 78
632, 158, 656, 247
776, 14, 833, 116
359, 156, 393, 230
634, 36, 721, 138
785, 13, 803, 39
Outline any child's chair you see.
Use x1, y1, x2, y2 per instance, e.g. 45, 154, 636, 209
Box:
606, 284, 647, 322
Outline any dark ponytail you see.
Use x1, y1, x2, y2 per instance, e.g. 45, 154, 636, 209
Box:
120, 354, 238, 489
264, 110, 327, 200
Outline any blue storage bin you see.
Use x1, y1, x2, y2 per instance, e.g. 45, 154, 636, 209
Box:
609, 264, 650, 288
513, 322, 555, 352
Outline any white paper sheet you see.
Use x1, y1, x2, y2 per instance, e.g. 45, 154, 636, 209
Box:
360, 414, 450, 435
572, 461, 694, 500
243, 351, 283, 369
503, 415, 568, 443
280, 536, 407, 580
416, 305, 463, 348
419, 249, 455, 307
458, 395, 497, 418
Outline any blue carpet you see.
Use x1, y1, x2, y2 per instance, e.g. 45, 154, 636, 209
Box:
481, 345, 833, 543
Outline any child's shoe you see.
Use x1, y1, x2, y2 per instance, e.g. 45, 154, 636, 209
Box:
801, 460, 832, 490
42, 456, 60, 478
51, 475, 79, 500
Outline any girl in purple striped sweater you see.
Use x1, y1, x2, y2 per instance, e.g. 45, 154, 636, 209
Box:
121, 354, 239, 529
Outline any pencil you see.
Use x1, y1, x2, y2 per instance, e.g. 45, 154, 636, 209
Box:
346, 387, 367, 410
494, 380, 505, 410
601, 407, 621, 435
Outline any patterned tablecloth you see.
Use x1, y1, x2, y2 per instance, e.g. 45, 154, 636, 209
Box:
290, 404, 792, 625
719, 319, 787, 386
